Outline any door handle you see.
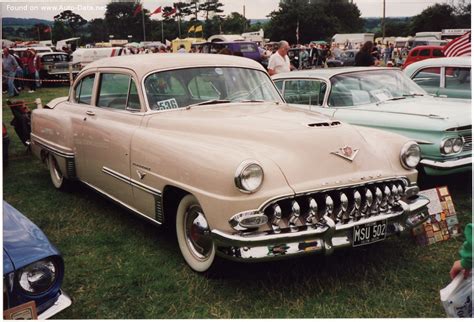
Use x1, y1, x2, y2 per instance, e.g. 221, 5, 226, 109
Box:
86, 111, 95, 116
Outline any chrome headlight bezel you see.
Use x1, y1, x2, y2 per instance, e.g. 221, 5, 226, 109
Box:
441, 137, 464, 155
234, 160, 264, 194
400, 141, 421, 169
17, 259, 58, 295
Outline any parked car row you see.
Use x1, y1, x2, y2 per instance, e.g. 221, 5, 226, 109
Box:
28, 53, 450, 275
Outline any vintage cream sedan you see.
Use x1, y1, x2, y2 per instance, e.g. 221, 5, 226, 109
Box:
31, 54, 429, 272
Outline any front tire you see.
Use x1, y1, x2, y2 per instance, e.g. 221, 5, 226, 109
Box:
48, 154, 70, 190
176, 194, 216, 272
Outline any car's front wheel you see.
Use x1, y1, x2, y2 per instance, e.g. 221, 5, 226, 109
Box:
176, 194, 216, 272
48, 154, 70, 190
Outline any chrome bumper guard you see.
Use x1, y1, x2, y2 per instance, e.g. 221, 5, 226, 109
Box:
420, 156, 472, 169
212, 195, 430, 262
37, 290, 72, 320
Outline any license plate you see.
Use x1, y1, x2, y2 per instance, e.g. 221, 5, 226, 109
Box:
352, 220, 387, 247
3, 301, 38, 320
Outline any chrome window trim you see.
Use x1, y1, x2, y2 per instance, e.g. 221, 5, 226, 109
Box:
141, 66, 284, 113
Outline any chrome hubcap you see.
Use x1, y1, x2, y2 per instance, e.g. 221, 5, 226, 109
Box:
184, 205, 212, 261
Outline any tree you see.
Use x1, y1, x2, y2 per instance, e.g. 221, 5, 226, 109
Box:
200, 0, 224, 21
266, 0, 363, 44
104, 1, 151, 40
88, 19, 107, 43
52, 21, 72, 42
408, 4, 457, 35
221, 12, 249, 35
53, 10, 87, 36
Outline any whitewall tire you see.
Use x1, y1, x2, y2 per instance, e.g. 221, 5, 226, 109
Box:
176, 194, 216, 272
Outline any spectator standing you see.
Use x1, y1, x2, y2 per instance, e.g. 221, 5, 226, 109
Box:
26, 49, 37, 93
308, 43, 319, 68
298, 46, 308, 70
450, 223, 472, 279
267, 41, 292, 76
2, 48, 19, 97
177, 45, 187, 53
355, 41, 378, 66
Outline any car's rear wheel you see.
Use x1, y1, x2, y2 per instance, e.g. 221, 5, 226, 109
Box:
176, 194, 216, 272
48, 154, 69, 190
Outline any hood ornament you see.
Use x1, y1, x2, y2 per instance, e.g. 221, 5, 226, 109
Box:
331, 146, 359, 162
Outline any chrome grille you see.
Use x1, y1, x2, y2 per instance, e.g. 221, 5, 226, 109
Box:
263, 179, 407, 231
462, 134, 472, 152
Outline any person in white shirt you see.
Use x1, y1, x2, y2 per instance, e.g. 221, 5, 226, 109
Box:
267, 41, 293, 76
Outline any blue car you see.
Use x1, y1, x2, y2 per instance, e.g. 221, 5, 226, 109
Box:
3, 201, 71, 319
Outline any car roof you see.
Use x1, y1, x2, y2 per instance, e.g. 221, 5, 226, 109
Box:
37, 52, 68, 56
403, 56, 472, 75
83, 53, 265, 78
272, 67, 398, 81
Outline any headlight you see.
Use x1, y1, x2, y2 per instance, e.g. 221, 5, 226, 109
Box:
441, 137, 464, 154
234, 161, 264, 193
400, 141, 421, 169
18, 259, 57, 294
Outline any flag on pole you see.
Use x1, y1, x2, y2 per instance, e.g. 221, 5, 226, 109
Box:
443, 32, 471, 57
163, 7, 177, 18
133, 4, 142, 17
188, 25, 195, 33
150, 6, 162, 16
195, 25, 203, 33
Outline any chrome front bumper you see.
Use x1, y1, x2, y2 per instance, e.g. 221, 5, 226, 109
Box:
38, 290, 72, 320
212, 196, 430, 262
420, 156, 472, 169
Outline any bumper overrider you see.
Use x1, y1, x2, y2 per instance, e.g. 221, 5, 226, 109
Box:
212, 179, 430, 262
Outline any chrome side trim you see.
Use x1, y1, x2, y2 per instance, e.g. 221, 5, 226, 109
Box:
30, 134, 75, 159
82, 180, 163, 225
420, 157, 472, 169
102, 166, 161, 196
37, 291, 72, 320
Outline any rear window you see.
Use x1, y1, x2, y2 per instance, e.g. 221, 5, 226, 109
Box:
237, 43, 257, 53
41, 54, 69, 63
433, 49, 444, 57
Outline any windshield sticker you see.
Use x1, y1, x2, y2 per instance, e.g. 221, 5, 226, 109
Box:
214, 68, 223, 75
370, 89, 392, 102
156, 98, 179, 110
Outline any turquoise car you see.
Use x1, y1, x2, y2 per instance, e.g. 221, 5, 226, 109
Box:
273, 67, 471, 176
403, 57, 471, 100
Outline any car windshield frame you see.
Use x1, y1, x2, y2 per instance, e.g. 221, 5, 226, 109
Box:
328, 69, 427, 107
143, 66, 284, 112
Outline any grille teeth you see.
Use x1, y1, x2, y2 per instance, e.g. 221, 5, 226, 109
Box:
264, 179, 407, 231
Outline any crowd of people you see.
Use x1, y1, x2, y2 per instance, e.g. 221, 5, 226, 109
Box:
2, 47, 42, 97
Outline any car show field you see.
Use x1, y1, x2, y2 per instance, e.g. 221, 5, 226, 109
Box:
2, 87, 471, 318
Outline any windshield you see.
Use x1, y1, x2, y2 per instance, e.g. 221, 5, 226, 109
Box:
329, 70, 427, 107
144, 67, 283, 111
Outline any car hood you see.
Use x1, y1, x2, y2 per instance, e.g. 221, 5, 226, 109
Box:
3, 202, 59, 271
147, 103, 408, 192
359, 96, 470, 127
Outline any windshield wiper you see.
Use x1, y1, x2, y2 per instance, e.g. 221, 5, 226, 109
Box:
403, 93, 424, 97
186, 99, 231, 109
237, 99, 265, 103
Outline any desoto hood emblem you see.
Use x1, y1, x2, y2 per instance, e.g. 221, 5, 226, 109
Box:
331, 146, 359, 162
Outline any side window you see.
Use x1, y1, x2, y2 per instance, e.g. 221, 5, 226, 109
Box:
127, 80, 141, 110
419, 49, 430, 56
97, 73, 131, 109
283, 80, 326, 106
74, 74, 95, 105
445, 67, 471, 92
412, 67, 441, 87
274, 80, 283, 92
411, 50, 419, 57
433, 49, 444, 57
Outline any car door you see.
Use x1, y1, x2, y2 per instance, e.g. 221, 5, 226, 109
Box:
79, 69, 144, 207
274, 78, 335, 117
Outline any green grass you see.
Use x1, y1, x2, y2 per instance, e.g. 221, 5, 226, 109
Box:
2, 87, 472, 318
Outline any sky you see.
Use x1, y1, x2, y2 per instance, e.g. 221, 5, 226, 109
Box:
1, 0, 460, 21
